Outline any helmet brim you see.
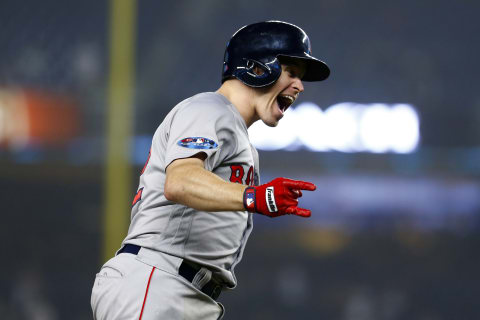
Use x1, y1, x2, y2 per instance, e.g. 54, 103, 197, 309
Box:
278, 54, 330, 82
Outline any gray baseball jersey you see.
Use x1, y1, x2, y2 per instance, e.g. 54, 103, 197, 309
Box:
122, 92, 260, 288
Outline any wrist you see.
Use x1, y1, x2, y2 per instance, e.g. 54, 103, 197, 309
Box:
243, 186, 256, 212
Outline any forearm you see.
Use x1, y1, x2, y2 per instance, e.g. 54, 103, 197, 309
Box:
165, 158, 247, 212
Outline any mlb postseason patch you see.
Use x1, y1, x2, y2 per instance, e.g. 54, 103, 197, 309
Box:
177, 137, 218, 149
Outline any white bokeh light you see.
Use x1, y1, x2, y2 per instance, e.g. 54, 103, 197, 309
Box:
359, 104, 392, 153
389, 104, 420, 153
249, 102, 420, 153
294, 102, 329, 151
323, 103, 359, 152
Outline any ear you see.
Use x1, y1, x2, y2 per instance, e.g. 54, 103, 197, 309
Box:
252, 65, 265, 76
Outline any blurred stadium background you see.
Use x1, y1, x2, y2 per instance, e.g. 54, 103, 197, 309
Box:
1, 0, 479, 319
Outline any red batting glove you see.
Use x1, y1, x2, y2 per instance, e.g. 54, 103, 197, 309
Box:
243, 177, 316, 218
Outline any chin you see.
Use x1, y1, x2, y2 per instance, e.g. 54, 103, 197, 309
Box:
262, 118, 279, 127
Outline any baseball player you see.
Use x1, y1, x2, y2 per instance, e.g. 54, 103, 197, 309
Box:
91, 20, 330, 320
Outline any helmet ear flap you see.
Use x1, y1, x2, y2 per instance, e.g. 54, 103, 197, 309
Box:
245, 59, 268, 77
234, 58, 282, 88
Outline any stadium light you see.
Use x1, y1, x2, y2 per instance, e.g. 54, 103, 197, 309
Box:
323, 103, 360, 152
248, 101, 420, 153
389, 104, 420, 153
295, 102, 329, 151
359, 103, 392, 153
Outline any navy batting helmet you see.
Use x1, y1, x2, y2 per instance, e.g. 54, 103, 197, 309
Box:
221, 20, 330, 87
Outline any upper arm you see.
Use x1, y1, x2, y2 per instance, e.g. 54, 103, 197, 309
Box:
164, 153, 207, 201
163, 100, 237, 172
166, 152, 207, 174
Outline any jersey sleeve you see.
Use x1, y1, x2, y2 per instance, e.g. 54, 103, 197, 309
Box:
163, 99, 237, 172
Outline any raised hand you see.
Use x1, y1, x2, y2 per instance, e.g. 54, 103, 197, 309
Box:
243, 177, 316, 218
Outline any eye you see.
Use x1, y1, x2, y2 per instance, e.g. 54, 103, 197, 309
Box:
283, 64, 302, 79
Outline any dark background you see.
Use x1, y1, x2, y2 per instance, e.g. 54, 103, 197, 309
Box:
0, 0, 479, 319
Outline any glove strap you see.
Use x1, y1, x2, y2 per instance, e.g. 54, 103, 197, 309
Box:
243, 187, 256, 212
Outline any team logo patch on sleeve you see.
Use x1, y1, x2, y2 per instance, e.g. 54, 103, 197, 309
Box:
177, 137, 218, 149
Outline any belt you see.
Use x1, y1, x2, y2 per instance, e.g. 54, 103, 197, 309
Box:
118, 244, 222, 300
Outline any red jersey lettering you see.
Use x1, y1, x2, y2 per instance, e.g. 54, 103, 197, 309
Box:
245, 166, 254, 186
229, 165, 244, 184
132, 188, 144, 206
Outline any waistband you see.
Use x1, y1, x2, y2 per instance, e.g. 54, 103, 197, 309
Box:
118, 244, 223, 300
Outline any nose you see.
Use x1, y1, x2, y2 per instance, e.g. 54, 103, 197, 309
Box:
293, 78, 304, 93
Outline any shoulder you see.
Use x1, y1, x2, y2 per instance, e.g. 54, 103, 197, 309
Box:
177, 92, 233, 116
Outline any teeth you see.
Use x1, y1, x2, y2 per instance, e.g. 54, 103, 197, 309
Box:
280, 95, 295, 104
278, 94, 296, 112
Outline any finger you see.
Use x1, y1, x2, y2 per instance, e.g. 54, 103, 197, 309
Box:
281, 201, 298, 213
287, 189, 301, 199
285, 207, 295, 214
284, 199, 298, 207
283, 179, 316, 191
286, 206, 311, 218
294, 207, 311, 218
293, 189, 303, 198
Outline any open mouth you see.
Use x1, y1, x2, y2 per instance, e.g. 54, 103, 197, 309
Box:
277, 94, 296, 113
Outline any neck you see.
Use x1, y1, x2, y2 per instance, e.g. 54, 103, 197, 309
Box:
216, 80, 259, 128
